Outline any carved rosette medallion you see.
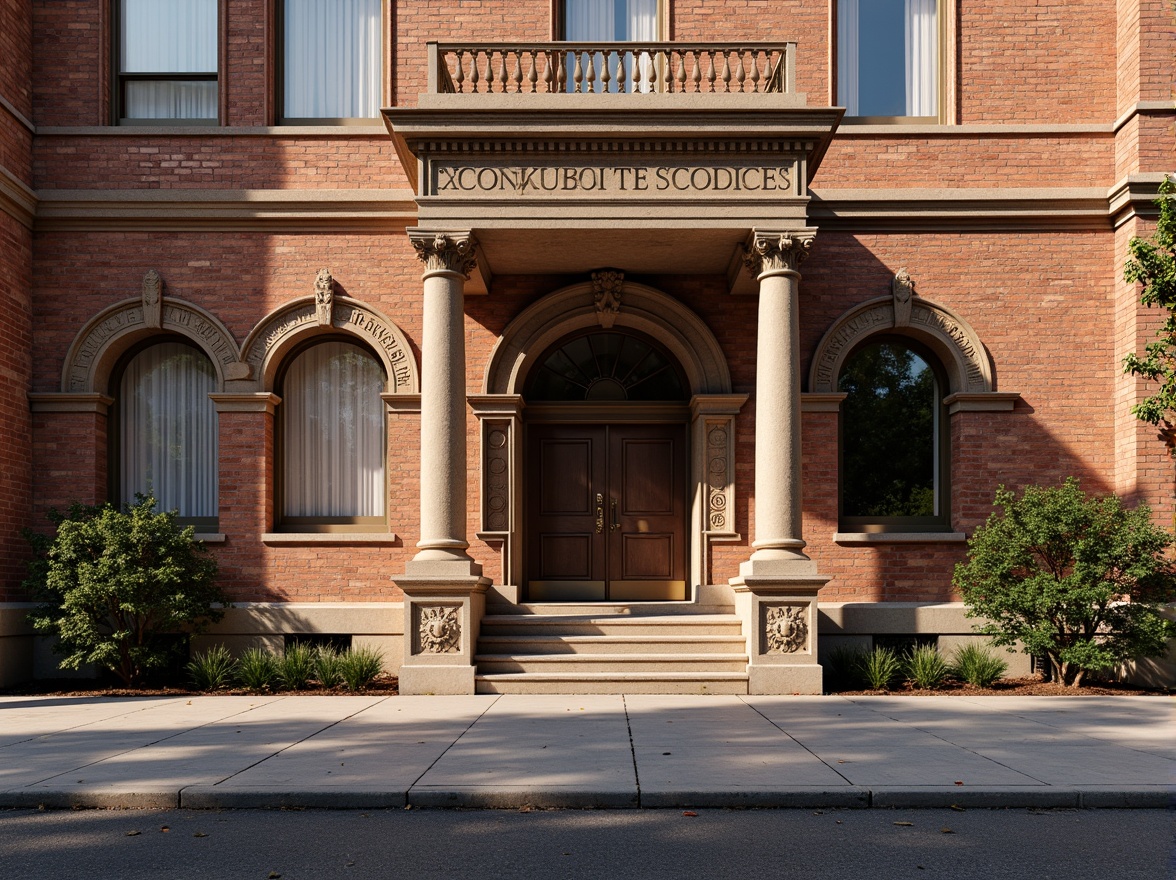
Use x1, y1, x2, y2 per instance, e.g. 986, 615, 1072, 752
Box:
764, 605, 808, 654
409, 231, 479, 278
742, 230, 816, 278
141, 270, 162, 329
706, 422, 729, 531
314, 268, 335, 327
591, 269, 624, 328
892, 267, 914, 327
417, 605, 461, 654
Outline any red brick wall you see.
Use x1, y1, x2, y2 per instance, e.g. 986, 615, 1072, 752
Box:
0, 0, 35, 601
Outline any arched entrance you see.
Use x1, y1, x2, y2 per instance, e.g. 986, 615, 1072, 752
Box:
474, 276, 748, 604
524, 328, 690, 601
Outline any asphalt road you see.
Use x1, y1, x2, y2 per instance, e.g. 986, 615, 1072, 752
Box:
0, 807, 1171, 880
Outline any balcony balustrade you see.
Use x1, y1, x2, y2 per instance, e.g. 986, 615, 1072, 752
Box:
426, 42, 795, 95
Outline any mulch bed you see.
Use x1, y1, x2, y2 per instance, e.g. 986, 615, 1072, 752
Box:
3, 674, 1169, 698
832, 675, 1170, 697
0, 674, 400, 698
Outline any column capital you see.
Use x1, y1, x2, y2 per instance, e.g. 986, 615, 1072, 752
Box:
742, 228, 818, 280
408, 229, 479, 279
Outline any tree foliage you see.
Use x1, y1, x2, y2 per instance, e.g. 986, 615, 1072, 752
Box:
24, 496, 227, 687
953, 479, 1176, 687
1122, 175, 1176, 434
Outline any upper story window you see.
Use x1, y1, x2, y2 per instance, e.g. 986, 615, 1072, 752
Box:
280, 0, 383, 123
117, 0, 218, 124
836, 0, 939, 120
115, 340, 218, 530
562, 0, 660, 41
838, 339, 949, 532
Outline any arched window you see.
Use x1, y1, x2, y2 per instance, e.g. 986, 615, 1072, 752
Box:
116, 340, 218, 529
279, 339, 386, 530
838, 339, 948, 531
526, 330, 687, 402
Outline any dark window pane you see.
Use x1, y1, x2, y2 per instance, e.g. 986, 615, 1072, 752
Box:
839, 342, 937, 517
527, 331, 686, 402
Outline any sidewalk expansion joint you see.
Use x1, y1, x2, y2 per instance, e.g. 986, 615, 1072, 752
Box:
622, 695, 641, 808
405, 694, 501, 798
741, 695, 856, 787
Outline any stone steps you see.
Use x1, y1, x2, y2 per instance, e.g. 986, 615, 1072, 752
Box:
475, 607, 749, 694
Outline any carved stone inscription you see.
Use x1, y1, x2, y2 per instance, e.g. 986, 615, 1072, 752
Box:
706, 420, 730, 532
416, 605, 461, 654
430, 161, 798, 199
764, 605, 808, 655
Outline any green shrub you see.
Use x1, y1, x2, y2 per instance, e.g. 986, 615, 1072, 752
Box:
823, 645, 867, 691
949, 644, 1009, 688
237, 647, 280, 691
313, 647, 344, 689
859, 646, 902, 691
903, 644, 949, 690
23, 496, 228, 688
338, 646, 384, 691
278, 642, 317, 690
954, 479, 1176, 687
186, 645, 237, 691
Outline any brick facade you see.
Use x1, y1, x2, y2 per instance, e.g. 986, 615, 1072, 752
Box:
1, 0, 1173, 657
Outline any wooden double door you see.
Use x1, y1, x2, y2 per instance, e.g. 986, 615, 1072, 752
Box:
526, 423, 687, 601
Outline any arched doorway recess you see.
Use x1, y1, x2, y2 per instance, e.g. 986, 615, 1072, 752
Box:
474, 277, 747, 602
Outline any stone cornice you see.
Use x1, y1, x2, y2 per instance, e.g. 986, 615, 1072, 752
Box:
0, 93, 35, 134
0, 164, 36, 229
1113, 101, 1176, 134
33, 189, 417, 232
834, 123, 1114, 137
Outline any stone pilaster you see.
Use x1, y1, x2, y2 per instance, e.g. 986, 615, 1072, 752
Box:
731, 228, 827, 695
394, 229, 489, 695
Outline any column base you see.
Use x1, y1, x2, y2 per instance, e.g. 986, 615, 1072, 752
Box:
731, 568, 829, 696
393, 573, 490, 696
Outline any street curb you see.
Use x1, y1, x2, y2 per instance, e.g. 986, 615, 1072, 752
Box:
1075, 787, 1175, 809
179, 787, 408, 810
0, 789, 180, 810
638, 788, 871, 809
868, 787, 1082, 809
407, 787, 640, 809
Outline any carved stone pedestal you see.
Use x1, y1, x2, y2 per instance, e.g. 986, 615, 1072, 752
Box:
731, 562, 828, 695
394, 573, 490, 695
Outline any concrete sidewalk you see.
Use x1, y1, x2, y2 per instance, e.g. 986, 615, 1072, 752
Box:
0, 694, 1171, 810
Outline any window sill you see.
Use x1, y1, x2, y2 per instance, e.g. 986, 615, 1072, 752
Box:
261, 533, 398, 545
834, 532, 967, 545
193, 533, 226, 543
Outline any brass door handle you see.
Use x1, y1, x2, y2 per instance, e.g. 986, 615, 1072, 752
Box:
610, 497, 620, 531
595, 493, 604, 534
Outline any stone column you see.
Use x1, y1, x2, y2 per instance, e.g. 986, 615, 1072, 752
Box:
731, 229, 828, 695
394, 230, 489, 695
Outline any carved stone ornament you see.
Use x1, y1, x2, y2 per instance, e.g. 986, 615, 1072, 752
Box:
742, 231, 816, 278
410, 231, 479, 278
892, 267, 914, 328
592, 270, 624, 328
314, 268, 334, 327
141, 270, 162, 329
764, 605, 808, 654
417, 605, 461, 654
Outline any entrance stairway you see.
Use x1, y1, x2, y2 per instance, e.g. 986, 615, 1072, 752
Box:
474, 603, 749, 694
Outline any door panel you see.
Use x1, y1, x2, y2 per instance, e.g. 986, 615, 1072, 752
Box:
526, 422, 685, 601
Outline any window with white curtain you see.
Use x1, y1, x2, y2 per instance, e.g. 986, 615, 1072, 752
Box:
837, 0, 938, 119
280, 340, 386, 529
281, 0, 383, 121
118, 0, 218, 122
118, 341, 218, 528
562, 0, 660, 92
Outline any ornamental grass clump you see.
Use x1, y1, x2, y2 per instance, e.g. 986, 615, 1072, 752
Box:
903, 644, 949, 690
277, 642, 316, 690
24, 495, 228, 688
859, 646, 902, 691
949, 643, 1009, 689
954, 478, 1176, 687
338, 646, 384, 691
237, 647, 280, 691
313, 646, 345, 689
186, 645, 237, 691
